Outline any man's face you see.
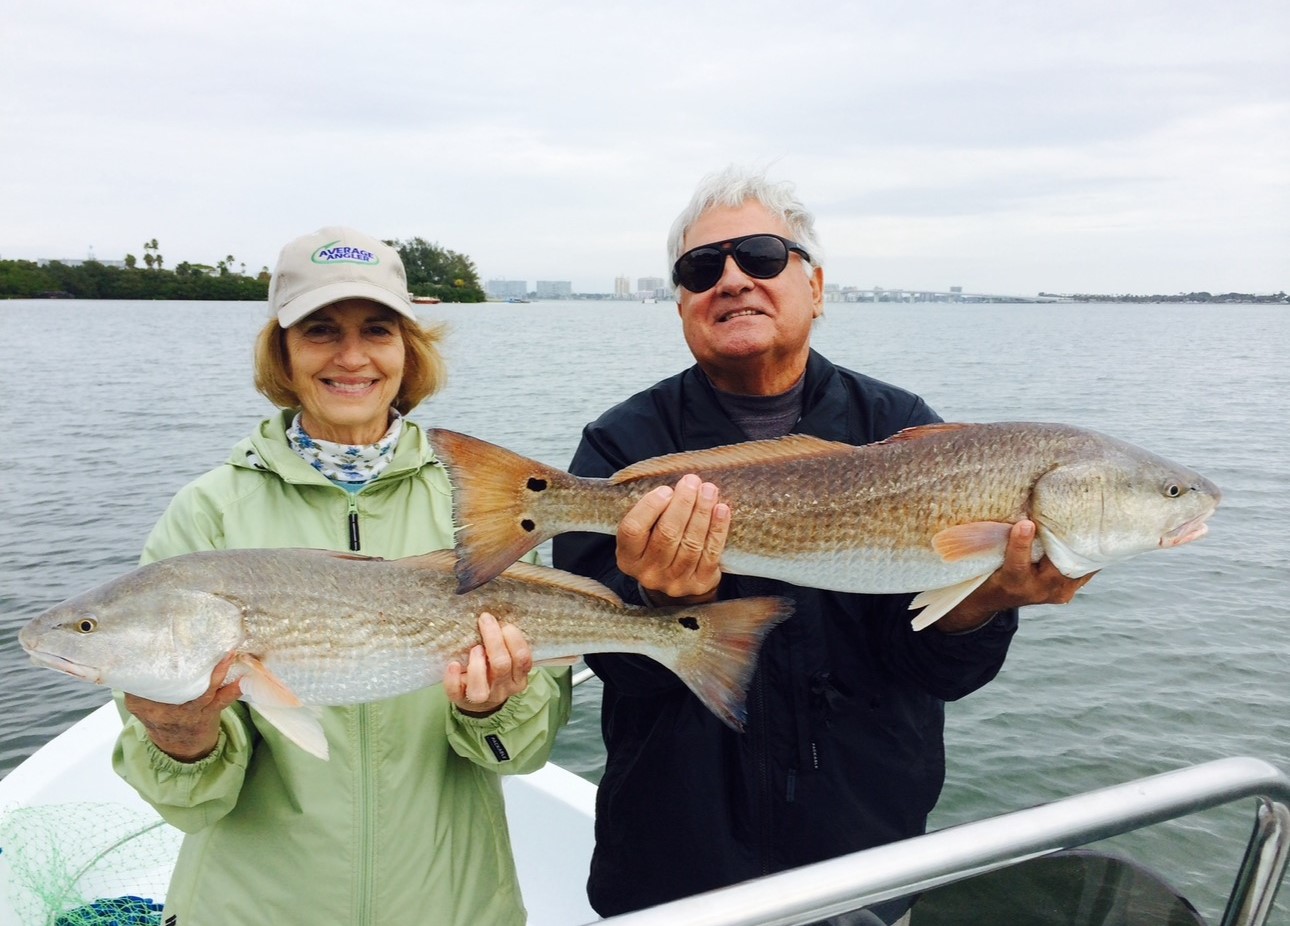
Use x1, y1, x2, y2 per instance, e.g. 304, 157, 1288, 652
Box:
676, 200, 823, 395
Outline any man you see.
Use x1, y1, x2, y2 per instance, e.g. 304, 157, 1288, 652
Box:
551, 167, 1092, 925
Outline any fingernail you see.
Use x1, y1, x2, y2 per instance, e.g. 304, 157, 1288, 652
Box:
655, 486, 674, 501
701, 483, 717, 501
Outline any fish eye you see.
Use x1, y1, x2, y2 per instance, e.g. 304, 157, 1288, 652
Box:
1164, 482, 1182, 498
75, 617, 98, 633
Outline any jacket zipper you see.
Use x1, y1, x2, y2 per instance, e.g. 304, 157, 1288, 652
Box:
347, 496, 361, 551
756, 675, 772, 876
357, 704, 375, 923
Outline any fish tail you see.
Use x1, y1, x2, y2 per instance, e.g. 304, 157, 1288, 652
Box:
429, 429, 583, 592
669, 596, 795, 731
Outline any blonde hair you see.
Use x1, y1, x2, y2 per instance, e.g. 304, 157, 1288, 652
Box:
253, 314, 448, 414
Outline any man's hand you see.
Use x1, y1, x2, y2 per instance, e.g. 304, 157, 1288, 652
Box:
444, 612, 533, 717
616, 474, 730, 605
123, 653, 242, 762
936, 520, 1097, 632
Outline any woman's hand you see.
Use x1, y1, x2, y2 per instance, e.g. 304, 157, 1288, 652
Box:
444, 613, 533, 717
123, 653, 242, 762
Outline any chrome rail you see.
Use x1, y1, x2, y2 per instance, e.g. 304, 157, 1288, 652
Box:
593, 756, 1290, 926
571, 667, 597, 688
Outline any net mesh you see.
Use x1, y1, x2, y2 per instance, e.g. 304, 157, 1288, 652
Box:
0, 802, 180, 926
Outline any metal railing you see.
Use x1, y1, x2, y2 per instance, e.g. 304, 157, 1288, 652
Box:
590, 756, 1290, 926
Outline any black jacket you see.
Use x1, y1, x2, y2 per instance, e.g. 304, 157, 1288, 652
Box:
552, 350, 1018, 918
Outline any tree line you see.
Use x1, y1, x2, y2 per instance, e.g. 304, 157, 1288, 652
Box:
0, 237, 487, 303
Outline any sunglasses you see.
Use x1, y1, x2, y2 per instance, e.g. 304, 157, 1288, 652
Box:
671, 233, 812, 294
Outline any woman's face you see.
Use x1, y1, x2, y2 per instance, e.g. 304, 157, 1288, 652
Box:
284, 299, 406, 444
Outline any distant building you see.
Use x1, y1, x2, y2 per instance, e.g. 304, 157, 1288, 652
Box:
535, 280, 572, 299
485, 279, 528, 300
636, 276, 669, 300
614, 275, 632, 299
38, 258, 127, 269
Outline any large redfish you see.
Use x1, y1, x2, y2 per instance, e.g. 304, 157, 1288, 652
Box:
429, 423, 1220, 628
19, 550, 792, 758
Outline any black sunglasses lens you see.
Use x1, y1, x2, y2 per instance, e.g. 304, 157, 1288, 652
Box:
733, 236, 789, 278
673, 235, 799, 292
675, 249, 725, 293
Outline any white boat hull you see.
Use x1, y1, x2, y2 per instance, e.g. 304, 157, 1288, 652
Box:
0, 701, 597, 926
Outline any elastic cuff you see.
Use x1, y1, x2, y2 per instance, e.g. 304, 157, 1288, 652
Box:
143, 729, 228, 773
451, 691, 526, 730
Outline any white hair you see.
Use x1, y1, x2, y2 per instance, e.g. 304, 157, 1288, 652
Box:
666, 165, 826, 278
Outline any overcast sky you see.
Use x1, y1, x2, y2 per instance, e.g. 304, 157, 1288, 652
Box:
3, 0, 1286, 295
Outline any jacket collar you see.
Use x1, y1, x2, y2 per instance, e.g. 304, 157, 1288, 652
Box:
229, 409, 433, 486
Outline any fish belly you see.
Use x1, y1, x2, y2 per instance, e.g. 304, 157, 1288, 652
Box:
264, 650, 454, 706
718, 546, 1004, 595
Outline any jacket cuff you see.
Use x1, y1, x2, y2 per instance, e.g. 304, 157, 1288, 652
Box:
142, 728, 230, 774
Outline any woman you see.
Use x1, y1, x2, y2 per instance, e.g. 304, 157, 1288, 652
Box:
112, 227, 570, 926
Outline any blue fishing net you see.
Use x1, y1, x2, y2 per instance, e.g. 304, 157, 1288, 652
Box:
0, 802, 180, 926
54, 896, 164, 926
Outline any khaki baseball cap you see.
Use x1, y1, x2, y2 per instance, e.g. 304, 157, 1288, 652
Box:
268, 226, 416, 327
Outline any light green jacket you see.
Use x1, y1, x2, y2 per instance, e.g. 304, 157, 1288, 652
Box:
112, 411, 570, 926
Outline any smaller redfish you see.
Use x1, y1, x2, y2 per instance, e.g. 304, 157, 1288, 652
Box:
19, 550, 793, 758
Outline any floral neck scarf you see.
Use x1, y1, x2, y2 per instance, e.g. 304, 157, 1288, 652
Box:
287, 412, 403, 485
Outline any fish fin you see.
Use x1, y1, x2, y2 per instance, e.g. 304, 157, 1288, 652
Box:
251, 704, 329, 761
427, 429, 581, 593
274, 549, 382, 563
234, 654, 303, 709
612, 434, 850, 483
877, 422, 974, 445
235, 656, 327, 760
533, 655, 582, 667
495, 561, 625, 606
931, 521, 1013, 562
395, 550, 458, 573
908, 574, 992, 630
668, 596, 795, 731
400, 550, 626, 607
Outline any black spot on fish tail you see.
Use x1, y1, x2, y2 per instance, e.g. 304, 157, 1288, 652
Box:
520, 519, 536, 532
677, 617, 699, 630
527, 477, 548, 491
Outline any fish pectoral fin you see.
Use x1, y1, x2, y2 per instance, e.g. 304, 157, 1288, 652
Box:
234, 654, 303, 708
251, 704, 329, 761
931, 521, 1013, 562
909, 574, 992, 631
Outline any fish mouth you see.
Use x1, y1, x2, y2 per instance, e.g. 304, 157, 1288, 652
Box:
24, 649, 101, 683
1160, 515, 1211, 548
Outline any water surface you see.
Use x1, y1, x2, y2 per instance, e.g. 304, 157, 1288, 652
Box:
1, 299, 1286, 921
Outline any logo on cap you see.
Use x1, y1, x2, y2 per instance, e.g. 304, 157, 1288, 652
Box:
312, 241, 380, 265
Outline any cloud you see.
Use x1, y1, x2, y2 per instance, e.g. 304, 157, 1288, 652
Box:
2, 0, 1286, 294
